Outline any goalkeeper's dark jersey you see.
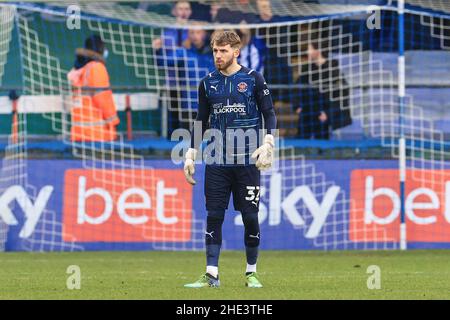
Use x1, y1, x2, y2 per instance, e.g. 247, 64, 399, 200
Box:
191, 65, 277, 166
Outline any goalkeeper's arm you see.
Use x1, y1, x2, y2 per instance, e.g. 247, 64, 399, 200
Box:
251, 72, 277, 170
184, 81, 210, 185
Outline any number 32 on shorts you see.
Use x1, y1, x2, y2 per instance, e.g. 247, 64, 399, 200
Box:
245, 186, 260, 206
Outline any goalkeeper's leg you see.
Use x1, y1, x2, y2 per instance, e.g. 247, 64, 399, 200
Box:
242, 211, 263, 288
205, 210, 225, 279
231, 165, 263, 288
184, 210, 224, 288
184, 166, 232, 288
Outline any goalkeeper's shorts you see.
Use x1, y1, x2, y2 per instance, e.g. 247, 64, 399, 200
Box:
204, 164, 260, 213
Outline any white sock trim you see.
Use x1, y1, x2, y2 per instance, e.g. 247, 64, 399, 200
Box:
246, 263, 257, 273
206, 266, 218, 278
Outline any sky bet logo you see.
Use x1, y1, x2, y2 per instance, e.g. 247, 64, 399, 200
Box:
0, 185, 53, 238
235, 171, 340, 238
235, 169, 450, 242
350, 170, 450, 242
63, 169, 192, 242
0, 169, 191, 242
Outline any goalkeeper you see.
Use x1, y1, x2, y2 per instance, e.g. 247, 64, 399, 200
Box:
183, 30, 277, 288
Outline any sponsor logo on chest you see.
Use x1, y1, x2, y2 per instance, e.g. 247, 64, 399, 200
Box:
213, 103, 246, 114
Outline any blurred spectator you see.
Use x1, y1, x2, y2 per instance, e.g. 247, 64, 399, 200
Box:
172, 1, 192, 23
210, 0, 256, 24
256, 0, 273, 22
154, 23, 214, 134
209, 1, 223, 22
152, 1, 192, 50
137, 2, 171, 15
236, 24, 265, 74
67, 35, 119, 142
189, 2, 212, 21
294, 43, 352, 140
255, 0, 294, 102
151, 1, 193, 135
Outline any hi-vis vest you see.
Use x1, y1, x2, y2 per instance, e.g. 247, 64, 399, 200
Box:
67, 61, 119, 142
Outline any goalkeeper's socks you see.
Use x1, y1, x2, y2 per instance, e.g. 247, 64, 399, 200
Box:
206, 244, 221, 267
246, 263, 257, 275
245, 245, 259, 265
206, 266, 218, 279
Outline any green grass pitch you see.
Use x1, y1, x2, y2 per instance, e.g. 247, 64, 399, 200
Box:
0, 250, 449, 299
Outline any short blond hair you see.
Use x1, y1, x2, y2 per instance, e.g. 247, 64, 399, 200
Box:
210, 30, 241, 49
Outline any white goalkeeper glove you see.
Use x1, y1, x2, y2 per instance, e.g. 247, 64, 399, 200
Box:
184, 148, 198, 185
251, 134, 274, 171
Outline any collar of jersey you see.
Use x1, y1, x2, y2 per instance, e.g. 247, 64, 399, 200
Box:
218, 65, 243, 78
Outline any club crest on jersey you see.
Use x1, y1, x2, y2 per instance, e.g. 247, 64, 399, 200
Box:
237, 82, 248, 93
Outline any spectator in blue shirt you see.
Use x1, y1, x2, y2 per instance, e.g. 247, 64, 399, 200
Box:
237, 25, 266, 75
151, 1, 193, 135
152, 1, 192, 50
154, 23, 214, 134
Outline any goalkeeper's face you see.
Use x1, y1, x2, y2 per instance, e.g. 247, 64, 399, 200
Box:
213, 44, 239, 71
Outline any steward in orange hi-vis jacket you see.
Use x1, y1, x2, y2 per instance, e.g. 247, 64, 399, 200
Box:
67, 35, 119, 142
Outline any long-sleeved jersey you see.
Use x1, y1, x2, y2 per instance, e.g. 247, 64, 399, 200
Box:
191, 65, 277, 166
